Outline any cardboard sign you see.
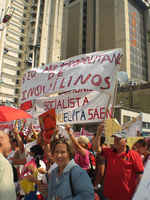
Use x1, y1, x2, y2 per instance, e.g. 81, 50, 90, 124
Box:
39, 109, 56, 140
104, 118, 122, 144
127, 137, 143, 149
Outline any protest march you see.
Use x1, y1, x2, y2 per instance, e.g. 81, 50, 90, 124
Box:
0, 49, 150, 200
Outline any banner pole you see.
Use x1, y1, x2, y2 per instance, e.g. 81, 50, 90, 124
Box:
105, 94, 112, 120
111, 80, 118, 118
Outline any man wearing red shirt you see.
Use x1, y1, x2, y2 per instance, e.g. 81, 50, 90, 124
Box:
96, 128, 144, 200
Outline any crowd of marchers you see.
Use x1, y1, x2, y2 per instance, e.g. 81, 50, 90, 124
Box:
0, 122, 149, 200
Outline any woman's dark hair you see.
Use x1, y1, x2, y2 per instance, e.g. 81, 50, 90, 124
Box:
134, 139, 148, 148
51, 137, 74, 160
30, 144, 44, 168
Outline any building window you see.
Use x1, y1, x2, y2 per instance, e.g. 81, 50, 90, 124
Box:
4, 48, 8, 54
29, 45, 33, 50
31, 4, 37, 9
15, 88, 19, 94
29, 53, 33, 58
20, 37, 24, 41
33, 0, 38, 3
128, 0, 148, 81
143, 122, 147, 129
16, 70, 20, 75
16, 79, 19, 84
18, 61, 21, 67
83, 15, 87, 21
31, 13, 36, 18
22, 21, 26, 25
18, 54, 22, 58
123, 115, 131, 123
14, 98, 18, 104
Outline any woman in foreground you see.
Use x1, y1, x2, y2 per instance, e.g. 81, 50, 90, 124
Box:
48, 137, 94, 200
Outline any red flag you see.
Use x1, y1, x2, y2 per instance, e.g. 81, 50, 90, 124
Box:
20, 101, 32, 111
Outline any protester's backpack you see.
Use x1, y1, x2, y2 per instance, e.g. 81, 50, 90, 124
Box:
87, 150, 96, 184
70, 167, 100, 200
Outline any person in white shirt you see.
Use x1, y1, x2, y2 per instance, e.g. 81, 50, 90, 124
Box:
0, 131, 16, 200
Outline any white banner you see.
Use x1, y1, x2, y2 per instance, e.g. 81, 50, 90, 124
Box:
0, 121, 13, 130
122, 113, 143, 137
132, 158, 150, 200
29, 90, 113, 124
20, 49, 122, 103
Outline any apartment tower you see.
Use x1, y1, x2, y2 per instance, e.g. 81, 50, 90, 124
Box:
0, 0, 64, 105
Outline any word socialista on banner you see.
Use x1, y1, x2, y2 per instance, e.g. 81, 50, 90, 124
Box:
21, 49, 123, 103
32, 89, 113, 124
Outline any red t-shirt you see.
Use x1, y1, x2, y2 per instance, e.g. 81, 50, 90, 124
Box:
102, 147, 144, 200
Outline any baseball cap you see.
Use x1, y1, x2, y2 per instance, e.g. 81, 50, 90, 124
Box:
112, 131, 127, 138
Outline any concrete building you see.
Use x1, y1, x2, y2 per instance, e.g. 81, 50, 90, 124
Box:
116, 82, 150, 114
62, 0, 150, 82
114, 82, 150, 134
0, 0, 64, 105
39, 0, 64, 64
0, 0, 31, 105
120, 109, 150, 135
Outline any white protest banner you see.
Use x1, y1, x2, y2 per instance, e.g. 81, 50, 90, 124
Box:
0, 121, 13, 130
20, 49, 122, 103
31, 89, 113, 124
122, 113, 143, 137
132, 158, 150, 200
75, 128, 94, 139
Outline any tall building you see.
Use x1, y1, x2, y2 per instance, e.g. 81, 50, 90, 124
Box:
62, 0, 150, 82
0, 0, 64, 105
0, 0, 31, 105
39, 0, 64, 64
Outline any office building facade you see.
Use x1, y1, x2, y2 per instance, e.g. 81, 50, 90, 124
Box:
62, 0, 150, 81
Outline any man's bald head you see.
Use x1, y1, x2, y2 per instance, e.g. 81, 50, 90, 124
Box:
0, 131, 11, 155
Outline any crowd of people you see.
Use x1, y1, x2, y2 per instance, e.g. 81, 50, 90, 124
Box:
0, 121, 150, 200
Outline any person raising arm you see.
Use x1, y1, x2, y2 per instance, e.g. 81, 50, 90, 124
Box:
65, 124, 90, 170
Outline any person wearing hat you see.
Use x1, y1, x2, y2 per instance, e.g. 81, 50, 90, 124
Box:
95, 124, 144, 200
